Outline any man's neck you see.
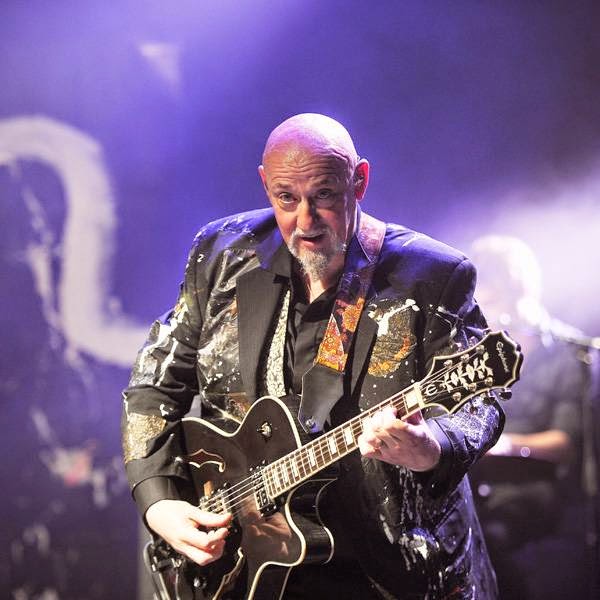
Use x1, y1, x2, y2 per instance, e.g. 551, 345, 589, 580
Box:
294, 244, 348, 302
300, 268, 341, 303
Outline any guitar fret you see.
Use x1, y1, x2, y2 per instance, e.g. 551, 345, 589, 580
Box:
314, 441, 322, 468
303, 449, 311, 474
263, 469, 274, 498
297, 451, 307, 477
273, 468, 281, 491
339, 431, 345, 450
334, 430, 344, 454
328, 436, 338, 455
307, 446, 317, 468
318, 439, 329, 465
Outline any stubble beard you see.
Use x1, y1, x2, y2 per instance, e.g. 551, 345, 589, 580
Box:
288, 227, 347, 280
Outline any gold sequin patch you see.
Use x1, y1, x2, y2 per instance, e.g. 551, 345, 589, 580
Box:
123, 413, 167, 464
368, 304, 416, 377
341, 297, 364, 332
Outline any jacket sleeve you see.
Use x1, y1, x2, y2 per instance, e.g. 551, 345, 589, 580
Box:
418, 258, 505, 498
121, 235, 207, 517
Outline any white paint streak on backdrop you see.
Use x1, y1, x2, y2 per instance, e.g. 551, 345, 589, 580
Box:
0, 115, 148, 366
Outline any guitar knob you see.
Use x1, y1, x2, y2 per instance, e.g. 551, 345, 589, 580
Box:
498, 388, 512, 401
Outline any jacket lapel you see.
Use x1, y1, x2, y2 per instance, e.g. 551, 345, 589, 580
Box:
236, 267, 285, 402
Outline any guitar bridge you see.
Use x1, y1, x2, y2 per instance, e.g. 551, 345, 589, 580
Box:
198, 484, 231, 516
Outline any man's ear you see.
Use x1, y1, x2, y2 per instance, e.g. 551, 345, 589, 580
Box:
354, 159, 370, 201
258, 165, 269, 194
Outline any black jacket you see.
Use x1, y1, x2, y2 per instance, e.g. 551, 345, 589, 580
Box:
122, 208, 503, 599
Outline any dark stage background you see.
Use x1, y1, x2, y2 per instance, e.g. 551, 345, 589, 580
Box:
1, 1, 599, 598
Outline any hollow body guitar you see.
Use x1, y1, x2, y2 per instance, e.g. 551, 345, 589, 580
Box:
149, 331, 522, 600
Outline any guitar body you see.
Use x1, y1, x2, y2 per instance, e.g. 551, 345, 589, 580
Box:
179, 396, 335, 600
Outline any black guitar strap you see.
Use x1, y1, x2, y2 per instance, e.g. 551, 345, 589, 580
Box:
298, 210, 386, 433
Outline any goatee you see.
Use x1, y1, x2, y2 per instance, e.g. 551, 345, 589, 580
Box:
288, 228, 346, 280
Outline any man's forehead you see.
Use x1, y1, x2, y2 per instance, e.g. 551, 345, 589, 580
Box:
269, 171, 342, 190
263, 146, 350, 176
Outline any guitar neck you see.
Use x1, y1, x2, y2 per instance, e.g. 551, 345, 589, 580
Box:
196, 330, 521, 516
262, 385, 422, 499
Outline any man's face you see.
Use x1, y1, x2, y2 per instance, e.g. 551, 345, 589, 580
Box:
259, 146, 368, 280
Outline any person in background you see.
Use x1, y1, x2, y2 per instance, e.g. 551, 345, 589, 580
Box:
470, 234, 587, 600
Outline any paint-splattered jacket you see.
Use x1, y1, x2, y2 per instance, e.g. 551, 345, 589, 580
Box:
122, 208, 503, 599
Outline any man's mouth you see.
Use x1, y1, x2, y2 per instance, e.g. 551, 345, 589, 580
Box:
300, 232, 325, 241
292, 228, 328, 246
297, 232, 327, 249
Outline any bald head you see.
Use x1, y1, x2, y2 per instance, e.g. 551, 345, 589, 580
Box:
262, 113, 359, 172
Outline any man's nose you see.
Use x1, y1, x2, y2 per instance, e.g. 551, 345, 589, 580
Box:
296, 198, 318, 231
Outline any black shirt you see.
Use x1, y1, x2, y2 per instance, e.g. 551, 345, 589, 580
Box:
269, 244, 337, 397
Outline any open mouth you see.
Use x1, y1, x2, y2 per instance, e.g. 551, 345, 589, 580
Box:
298, 233, 326, 247
301, 233, 325, 241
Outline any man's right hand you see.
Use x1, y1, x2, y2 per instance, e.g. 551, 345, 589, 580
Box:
145, 499, 232, 566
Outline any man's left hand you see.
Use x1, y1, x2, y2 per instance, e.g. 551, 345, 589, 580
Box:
358, 407, 441, 471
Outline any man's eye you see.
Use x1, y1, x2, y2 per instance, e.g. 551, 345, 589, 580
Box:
316, 189, 332, 199
278, 193, 295, 204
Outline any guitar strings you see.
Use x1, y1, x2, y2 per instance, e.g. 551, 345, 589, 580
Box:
200, 355, 482, 515
257, 353, 467, 496
202, 396, 408, 515
200, 392, 412, 516
203, 373, 463, 517
199, 353, 489, 516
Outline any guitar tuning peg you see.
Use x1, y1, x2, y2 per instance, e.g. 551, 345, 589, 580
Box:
498, 388, 512, 401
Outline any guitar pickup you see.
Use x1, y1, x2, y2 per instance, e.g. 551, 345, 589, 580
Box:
249, 465, 277, 516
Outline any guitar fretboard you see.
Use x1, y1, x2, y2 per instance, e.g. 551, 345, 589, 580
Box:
193, 332, 519, 518
261, 385, 423, 498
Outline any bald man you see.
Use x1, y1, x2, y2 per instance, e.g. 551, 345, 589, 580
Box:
122, 114, 504, 599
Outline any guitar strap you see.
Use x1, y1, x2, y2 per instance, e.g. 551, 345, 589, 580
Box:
298, 210, 386, 433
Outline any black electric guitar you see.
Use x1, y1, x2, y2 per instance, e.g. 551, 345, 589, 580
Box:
145, 330, 522, 600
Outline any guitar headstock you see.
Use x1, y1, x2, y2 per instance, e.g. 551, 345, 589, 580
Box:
421, 330, 523, 413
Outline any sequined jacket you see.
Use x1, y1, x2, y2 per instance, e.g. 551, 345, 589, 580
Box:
122, 208, 503, 599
